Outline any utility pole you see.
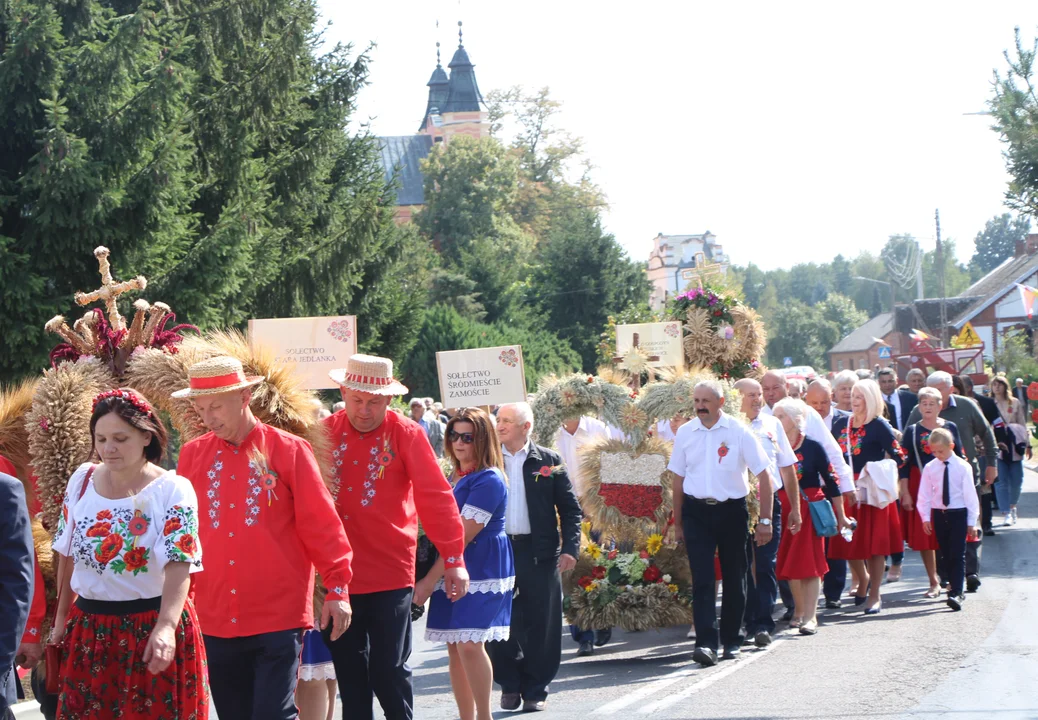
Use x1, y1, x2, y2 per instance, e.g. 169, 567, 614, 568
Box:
935, 209, 948, 347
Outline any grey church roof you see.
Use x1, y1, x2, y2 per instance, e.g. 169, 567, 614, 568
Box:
443, 44, 484, 113
379, 135, 434, 206
419, 53, 450, 132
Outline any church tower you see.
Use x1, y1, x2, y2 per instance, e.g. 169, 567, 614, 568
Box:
420, 22, 489, 143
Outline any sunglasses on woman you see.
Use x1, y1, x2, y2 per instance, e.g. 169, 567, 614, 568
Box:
449, 430, 475, 444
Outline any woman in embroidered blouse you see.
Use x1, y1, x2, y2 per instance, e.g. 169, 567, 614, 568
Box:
49, 389, 206, 719
899, 386, 967, 598
414, 407, 513, 720
829, 379, 907, 615
772, 399, 848, 634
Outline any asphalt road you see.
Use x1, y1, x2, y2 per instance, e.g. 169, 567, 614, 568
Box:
14, 471, 1038, 720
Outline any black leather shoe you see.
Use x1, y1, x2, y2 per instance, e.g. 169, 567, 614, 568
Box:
523, 699, 547, 712
947, 594, 964, 611
754, 631, 772, 648
853, 595, 867, 606
594, 628, 612, 647
983, 528, 996, 537
501, 693, 522, 711
824, 599, 842, 609
966, 574, 981, 593
781, 608, 794, 621
692, 647, 717, 666
576, 640, 594, 657
722, 644, 741, 660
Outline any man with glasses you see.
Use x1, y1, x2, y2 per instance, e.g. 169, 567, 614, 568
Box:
489, 403, 581, 712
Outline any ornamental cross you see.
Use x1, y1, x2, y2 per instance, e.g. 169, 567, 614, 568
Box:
74, 246, 147, 331
680, 252, 725, 290
612, 333, 660, 390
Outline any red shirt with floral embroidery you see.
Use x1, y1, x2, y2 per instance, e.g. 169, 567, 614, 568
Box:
177, 422, 353, 638
322, 410, 465, 595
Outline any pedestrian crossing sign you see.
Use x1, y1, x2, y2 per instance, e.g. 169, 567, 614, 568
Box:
951, 322, 981, 348
878, 346, 891, 359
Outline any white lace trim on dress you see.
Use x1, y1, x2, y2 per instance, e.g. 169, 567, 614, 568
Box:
298, 662, 336, 681
459, 503, 492, 526
434, 576, 515, 595
425, 626, 511, 644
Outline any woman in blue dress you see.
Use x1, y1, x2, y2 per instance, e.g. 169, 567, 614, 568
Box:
414, 407, 513, 720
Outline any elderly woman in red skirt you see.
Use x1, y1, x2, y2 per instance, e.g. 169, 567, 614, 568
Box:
49, 389, 207, 719
772, 398, 849, 635
829, 380, 907, 615
899, 386, 967, 598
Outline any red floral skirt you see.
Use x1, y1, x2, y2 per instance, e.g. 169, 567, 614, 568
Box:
828, 494, 902, 560
57, 598, 208, 719
901, 467, 939, 551
777, 488, 829, 580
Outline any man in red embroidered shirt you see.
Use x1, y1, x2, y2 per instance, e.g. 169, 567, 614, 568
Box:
174, 356, 354, 720
323, 354, 468, 720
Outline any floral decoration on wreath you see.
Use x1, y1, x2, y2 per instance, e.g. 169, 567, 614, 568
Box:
668, 284, 766, 380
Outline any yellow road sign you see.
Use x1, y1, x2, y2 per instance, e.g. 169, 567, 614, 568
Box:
951, 321, 982, 348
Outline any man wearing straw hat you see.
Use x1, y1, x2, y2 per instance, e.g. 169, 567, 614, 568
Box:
174, 356, 355, 720
323, 354, 468, 720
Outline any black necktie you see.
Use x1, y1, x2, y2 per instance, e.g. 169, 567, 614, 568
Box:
943, 461, 951, 507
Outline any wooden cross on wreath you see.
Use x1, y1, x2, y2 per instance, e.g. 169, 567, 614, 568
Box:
613, 333, 660, 391
73, 246, 147, 332
680, 251, 725, 290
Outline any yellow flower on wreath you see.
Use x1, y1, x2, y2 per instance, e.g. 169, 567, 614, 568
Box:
587, 542, 602, 561
646, 533, 663, 556
667, 584, 679, 593
581, 520, 592, 537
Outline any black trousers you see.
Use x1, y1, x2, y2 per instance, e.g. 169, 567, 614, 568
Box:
933, 509, 968, 596
744, 496, 782, 634
323, 587, 413, 720
683, 496, 749, 651
204, 628, 304, 720
488, 537, 561, 702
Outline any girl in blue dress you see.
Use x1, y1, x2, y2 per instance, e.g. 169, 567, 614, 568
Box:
414, 407, 513, 720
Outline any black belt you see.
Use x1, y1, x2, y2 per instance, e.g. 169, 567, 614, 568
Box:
684, 494, 745, 506
933, 508, 967, 514
75, 596, 162, 615
508, 534, 533, 543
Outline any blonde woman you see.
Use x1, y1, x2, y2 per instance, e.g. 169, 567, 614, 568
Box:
990, 375, 1029, 525
828, 379, 907, 614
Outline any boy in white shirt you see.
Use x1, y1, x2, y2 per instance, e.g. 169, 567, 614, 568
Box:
917, 428, 981, 611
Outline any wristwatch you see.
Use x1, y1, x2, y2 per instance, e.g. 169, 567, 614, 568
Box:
758, 518, 772, 527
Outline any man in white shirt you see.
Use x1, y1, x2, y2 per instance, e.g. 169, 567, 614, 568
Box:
763, 371, 855, 609
491, 404, 581, 712
669, 381, 776, 667
734, 379, 798, 648
554, 415, 621, 654
654, 414, 690, 443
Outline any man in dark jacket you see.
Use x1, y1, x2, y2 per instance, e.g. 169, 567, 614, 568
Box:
489, 403, 582, 714
959, 375, 1004, 537
878, 368, 918, 432
1, 471, 33, 720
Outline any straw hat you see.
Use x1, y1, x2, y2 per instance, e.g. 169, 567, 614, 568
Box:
329, 354, 409, 396
171, 356, 265, 399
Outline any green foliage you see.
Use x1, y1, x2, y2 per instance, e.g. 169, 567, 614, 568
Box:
763, 300, 832, 370
971, 213, 1031, 273
993, 331, 1038, 382
991, 29, 1038, 215
399, 304, 581, 401
0, 0, 425, 381
527, 208, 649, 372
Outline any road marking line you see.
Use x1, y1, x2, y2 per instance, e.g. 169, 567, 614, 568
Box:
636, 639, 784, 714
593, 661, 701, 714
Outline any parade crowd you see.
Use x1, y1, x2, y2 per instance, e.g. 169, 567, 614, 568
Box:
0, 355, 1030, 720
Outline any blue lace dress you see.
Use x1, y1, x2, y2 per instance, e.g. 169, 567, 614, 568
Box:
425, 467, 514, 644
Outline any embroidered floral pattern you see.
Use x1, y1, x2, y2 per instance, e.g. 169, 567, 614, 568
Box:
459, 503, 493, 526
245, 457, 266, 527
360, 435, 393, 508
206, 451, 225, 529
330, 439, 348, 501
839, 424, 866, 457
794, 451, 804, 482
163, 504, 201, 566
919, 429, 932, 456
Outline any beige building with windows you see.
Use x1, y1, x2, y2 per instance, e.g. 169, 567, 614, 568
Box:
646, 232, 729, 310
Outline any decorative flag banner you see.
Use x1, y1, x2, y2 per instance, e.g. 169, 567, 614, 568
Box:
248, 316, 358, 390
1016, 283, 1038, 319
615, 322, 684, 368
436, 345, 528, 408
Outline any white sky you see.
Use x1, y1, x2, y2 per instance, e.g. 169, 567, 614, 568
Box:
317, 1, 1038, 270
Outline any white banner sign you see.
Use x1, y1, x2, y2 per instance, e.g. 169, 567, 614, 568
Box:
436, 345, 528, 408
616, 322, 684, 368
248, 316, 358, 390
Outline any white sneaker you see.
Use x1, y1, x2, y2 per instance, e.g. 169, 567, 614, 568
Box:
686, 625, 695, 639
1011, 508, 1019, 525
1002, 513, 1013, 527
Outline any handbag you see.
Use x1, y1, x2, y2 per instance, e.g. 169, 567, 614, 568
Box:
801, 489, 838, 537
43, 465, 94, 695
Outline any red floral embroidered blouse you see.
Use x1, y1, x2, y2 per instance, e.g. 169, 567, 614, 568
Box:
322, 410, 465, 595
177, 422, 353, 638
